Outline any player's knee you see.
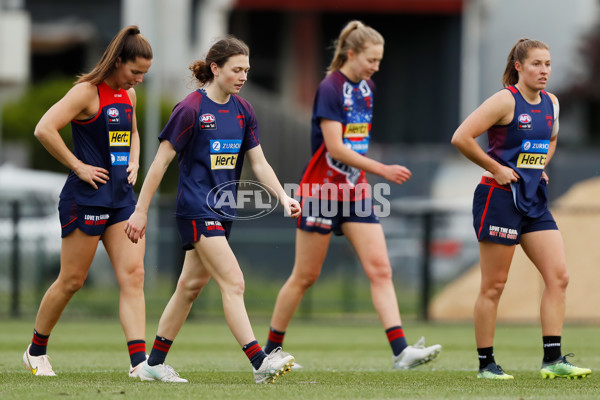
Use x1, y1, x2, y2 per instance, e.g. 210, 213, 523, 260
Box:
483, 281, 506, 301
125, 263, 145, 289
364, 259, 392, 283
180, 276, 209, 302
293, 270, 320, 289
554, 269, 569, 291
58, 275, 86, 294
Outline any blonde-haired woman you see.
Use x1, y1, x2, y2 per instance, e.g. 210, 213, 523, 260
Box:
263, 20, 442, 370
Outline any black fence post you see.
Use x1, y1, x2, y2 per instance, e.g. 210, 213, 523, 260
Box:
11, 200, 21, 318
420, 211, 433, 321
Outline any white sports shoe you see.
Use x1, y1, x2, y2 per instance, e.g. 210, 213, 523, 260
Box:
129, 354, 149, 378
138, 360, 188, 382
23, 344, 56, 376
254, 347, 295, 384
271, 349, 303, 370
393, 337, 442, 370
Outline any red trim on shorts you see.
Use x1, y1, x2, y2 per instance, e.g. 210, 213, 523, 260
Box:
479, 176, 511, 191
478, 187, 494, 239
192, 220, 197, 242
61, 217, 78, 229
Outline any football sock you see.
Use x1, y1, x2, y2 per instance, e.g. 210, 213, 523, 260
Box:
542, 336, 562, 363
127, 340, 147, 367
477, 346, 495, 369
386, 326, 408, 356
30, 329, 49, 356
264, 327, 285, 355
148, 336, 173, 366
243, 340, 267, 370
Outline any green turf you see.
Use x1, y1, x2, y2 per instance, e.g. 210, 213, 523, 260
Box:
1, 319, 598, 399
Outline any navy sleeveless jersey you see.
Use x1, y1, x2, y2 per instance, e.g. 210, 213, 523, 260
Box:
298, 70, 373, 201
60, 82, 136, 207
487, 86, 555, 218
159, 89, 260, 220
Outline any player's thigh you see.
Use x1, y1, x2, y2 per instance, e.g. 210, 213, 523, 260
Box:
478, 240, 516, 288
291, 228, 331, 280
192, 235, 243, 286
342, 222, 390, 272
59, 229, 101, 282
103, 220, 145, 276
520, 229, 567, 281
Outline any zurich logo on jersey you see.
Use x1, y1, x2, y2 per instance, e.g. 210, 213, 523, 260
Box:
518, 113, 532, 129
107, 107, 120, 124
200, 113, 216, 130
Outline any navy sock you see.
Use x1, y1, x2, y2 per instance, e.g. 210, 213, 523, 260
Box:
243, 340, 267, 370
127, 340, 146, 367
477, 347, 495, 369
264, 327, 285, 355
29, 329, 49, 356
148, 336, 173, 367
543, 336, 561, 363
386, 326, 408, 356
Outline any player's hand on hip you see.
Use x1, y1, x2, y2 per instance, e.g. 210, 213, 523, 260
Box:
74, 162, 109, 190
493, 166, 520, 186
383, 164, 412, 185
124, 211, 147, 243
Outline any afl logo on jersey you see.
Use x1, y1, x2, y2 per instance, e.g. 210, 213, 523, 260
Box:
107, 107, 120, 124
200, 113, 216, 130
518, 113, 532, 129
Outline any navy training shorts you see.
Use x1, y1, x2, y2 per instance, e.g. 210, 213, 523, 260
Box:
176, 218, 233, 250
59, 197, 135, 238
297, 196, 380, 236
472, 176, 557, 245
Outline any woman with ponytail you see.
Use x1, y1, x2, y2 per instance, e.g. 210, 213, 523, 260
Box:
452, 38, 592, 379
124, 36, 300, 384
24, 25, 152, 377
262, 20, 442, 370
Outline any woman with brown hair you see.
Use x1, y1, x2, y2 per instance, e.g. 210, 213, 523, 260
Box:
23, 25, 152, 377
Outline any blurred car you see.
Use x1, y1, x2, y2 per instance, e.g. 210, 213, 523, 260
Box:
0, 163, 65, 290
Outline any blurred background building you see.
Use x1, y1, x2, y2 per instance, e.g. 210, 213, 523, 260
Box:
1, 0, 600, 320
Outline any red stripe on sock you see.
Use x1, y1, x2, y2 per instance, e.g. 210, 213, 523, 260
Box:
128, 343, 146, 355
153, 341, 171, 352
268, 331, 284, 343
387, 329, 405, 342
32, 336, 49, 346
244, 343, 261, 359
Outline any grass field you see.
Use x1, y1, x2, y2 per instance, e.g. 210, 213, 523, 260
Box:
1, 318, 598, 399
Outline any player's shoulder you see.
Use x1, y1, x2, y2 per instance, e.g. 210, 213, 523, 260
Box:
544, 91, 559, 105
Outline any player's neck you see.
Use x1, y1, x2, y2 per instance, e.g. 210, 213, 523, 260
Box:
204, 84, 231, 104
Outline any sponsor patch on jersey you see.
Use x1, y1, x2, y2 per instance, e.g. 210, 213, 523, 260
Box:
344, 139, 369, 154
200, 113, 216, 129
521, 139, 549, 154
344, 123, 369, 138
210, 139, 242, 153
518, 113, 532, 129
517, 153, 546, 169
109, 131, 131, 146
210, 154, 238, 169
111, 152, 129, 166
107, 107, 120, 123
